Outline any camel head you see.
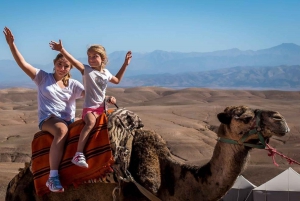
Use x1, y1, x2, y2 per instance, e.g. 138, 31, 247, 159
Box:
217, 105, 290, 148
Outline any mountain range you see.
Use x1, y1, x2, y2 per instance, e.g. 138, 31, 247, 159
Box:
121, 65, 300, 90
1, 43, 300, 89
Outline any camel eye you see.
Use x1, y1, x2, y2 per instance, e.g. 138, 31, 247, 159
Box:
242, 117, 252, 124
234, 115, 252, 124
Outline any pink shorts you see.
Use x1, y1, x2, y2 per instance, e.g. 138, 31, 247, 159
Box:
82, 107, 104, 120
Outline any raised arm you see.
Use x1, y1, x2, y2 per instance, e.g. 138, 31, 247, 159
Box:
3, 27, 36, 79
49, 40, 85, 75
110, 51, 132, 84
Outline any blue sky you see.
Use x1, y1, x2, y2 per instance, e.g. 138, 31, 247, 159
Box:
1, 0, 300, 64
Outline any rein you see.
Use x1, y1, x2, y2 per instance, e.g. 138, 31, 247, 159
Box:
218, 110, 267, 149
265, 143, 300, 166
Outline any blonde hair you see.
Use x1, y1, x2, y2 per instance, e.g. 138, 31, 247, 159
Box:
53, 53, 72, 87
87, 45, 108, 70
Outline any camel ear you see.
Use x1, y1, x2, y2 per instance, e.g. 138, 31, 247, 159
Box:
217, 112, 231, 125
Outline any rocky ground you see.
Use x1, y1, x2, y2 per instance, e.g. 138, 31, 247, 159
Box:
0, 87, 300, 200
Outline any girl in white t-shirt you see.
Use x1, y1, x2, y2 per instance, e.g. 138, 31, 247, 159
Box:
49, 39, 132, 168
3, 27, 84, 193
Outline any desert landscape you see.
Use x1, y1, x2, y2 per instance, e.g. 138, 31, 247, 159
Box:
0, 86, 300, 200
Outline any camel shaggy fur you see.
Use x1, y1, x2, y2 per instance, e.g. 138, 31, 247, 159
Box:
5, 106, 290, 201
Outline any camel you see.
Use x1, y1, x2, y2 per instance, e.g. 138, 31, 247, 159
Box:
5, 106, 290, 201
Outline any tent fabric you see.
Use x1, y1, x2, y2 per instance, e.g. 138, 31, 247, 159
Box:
222, 189, 254, 201
232, 175, 257, 189
252, 167, 300, 201
221, 175, 256, 201
254, 167, 300, 191
253, 191, 300, 201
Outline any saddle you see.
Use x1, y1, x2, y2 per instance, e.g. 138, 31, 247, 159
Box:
31, 112, 114, 196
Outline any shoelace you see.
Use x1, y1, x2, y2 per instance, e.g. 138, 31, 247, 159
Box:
74, 154, 86, 162
49, 176, 62, 188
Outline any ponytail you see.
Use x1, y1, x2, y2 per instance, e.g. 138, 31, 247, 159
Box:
62, 72, 71, 86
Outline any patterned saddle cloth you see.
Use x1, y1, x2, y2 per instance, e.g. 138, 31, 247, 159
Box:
31, 108, 143, 196
31, 113, 114, 196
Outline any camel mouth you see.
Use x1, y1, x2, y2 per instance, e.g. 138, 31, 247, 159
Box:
272, 122, 290, 137
274, 130, 289, 137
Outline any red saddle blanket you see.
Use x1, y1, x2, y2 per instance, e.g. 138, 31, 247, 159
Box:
31, 113, 114, 196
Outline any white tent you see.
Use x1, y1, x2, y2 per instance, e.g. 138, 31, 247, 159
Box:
221, 175, 256, 201
252, 167, 300, 201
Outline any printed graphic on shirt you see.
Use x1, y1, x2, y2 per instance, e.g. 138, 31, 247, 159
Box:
95, 76, 108, 91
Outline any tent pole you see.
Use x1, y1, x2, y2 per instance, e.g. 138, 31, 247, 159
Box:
265, 179, 267, 201
244, 190, 253, 201
288, 168, 290, 201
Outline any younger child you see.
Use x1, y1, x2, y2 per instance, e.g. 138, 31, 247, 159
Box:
49, 40, 132, 168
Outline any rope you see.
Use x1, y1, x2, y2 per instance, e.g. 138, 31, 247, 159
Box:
265, 143, 300, 166
118, 171, 162, 201
112, 186, 121, 201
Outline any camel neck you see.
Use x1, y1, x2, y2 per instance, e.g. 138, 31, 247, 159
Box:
207, 141, 250, 200
213, 140, 249, 170
161, 141, 250, 201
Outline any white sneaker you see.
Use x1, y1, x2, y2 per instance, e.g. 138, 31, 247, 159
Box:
72, 153, 89, 168
46, 176, 64, 192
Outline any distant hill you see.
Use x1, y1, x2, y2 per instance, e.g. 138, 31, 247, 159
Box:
119, 65, 300, 90
1, 43, 300, 89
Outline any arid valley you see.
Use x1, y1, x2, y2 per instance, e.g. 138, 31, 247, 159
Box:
0, 87, 300, 200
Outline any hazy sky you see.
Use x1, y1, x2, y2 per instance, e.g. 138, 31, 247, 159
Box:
1, 0, 300, 64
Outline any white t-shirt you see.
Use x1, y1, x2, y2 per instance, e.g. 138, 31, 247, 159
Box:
83, 65, 113, 109
33, 69, 84, 123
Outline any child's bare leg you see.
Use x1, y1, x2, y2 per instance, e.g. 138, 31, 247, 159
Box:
42, 117, 68, 171
72, 112, 99, 168
77, 112, 98, 152
41, 117, 68, 192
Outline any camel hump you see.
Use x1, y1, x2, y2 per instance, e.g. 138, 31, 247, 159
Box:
6, 162, 33, 201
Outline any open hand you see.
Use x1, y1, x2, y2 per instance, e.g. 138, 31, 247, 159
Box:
49, 40, 63, 51
3, 27, 14, 45
124, 51, 132, 66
